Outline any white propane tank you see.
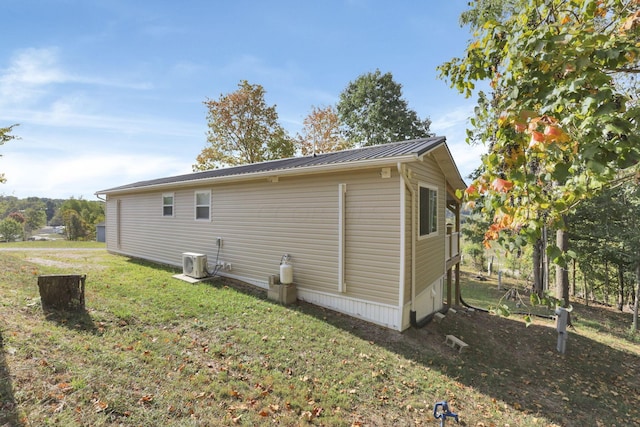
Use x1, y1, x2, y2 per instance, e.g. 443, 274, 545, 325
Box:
280, 254, 293, 285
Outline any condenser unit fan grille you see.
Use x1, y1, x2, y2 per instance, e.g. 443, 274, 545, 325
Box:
182, 252, 207, 279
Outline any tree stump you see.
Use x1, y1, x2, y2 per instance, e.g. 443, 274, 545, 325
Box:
37, 274, 86, 311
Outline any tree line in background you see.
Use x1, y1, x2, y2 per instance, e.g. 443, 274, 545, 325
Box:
0, 125, 104, 242
0, 196, 104, 242
447, 0, 639, 331
463, 180, 640, 310
193, 69, 433, 171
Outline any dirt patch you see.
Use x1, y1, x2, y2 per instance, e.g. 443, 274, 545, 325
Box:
25, 253, 107, 271
26, 257, 77, 269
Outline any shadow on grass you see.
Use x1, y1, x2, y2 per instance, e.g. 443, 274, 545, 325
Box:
0, 330, 23, 427
125, 256, 181, 274
212, 276, 639, 426
572, 302, 639, 343
43, 308, 98, 334
305, 302, 639, 427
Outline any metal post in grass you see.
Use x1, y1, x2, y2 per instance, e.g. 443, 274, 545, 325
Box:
37, 274, 86, 312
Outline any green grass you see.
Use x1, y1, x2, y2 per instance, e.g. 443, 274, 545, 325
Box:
0, 240, 105, 249
1, 248, 638, 426
460, 269, 560, 318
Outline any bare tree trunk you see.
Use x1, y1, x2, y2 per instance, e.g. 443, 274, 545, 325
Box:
543, 225, 549, 292
571, 258, 576, 298
555, 227, 570, 308
604, 260, 609, 305
583, 274, 589, 307
618, 264, 625, 311
533, 238, 543, 296
633, 264, 639, 332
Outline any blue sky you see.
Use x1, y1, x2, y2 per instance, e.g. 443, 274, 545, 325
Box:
1, 0, 484, 200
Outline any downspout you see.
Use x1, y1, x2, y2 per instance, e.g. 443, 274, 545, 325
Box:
397, 162, 417, 326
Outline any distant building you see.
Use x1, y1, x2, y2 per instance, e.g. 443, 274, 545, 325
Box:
96, 222, 106, 243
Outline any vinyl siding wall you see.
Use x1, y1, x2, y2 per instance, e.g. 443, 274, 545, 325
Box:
105, 168, 402, 308
401, 175, 412, 306
398, 156, 447, 327
411, 156, 446, 296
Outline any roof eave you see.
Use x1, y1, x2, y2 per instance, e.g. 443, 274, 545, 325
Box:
96, 153, 418, 196
425, 142, 467, 193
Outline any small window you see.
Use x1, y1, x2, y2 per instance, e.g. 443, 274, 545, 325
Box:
162, 193, 174, 217
419, 185, 438, 237
195, 190, 211, 220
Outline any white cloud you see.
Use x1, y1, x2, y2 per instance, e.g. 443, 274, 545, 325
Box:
171, 60, 205, 77
2, 47, 67, 86
0, 47, 151, 109
0, 47, 205, 199
1, 151, 192, 199
431, 106, 472, 133
0, 47, 66, 105
430, 104, 486, 181
217, 55, 304, 90
4, 105, 202, 139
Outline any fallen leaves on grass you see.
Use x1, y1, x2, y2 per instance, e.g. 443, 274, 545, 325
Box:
138, 394, 154, 405
92, 398, 108, 413
56, 382, 74, 393
300, 405, 323, 422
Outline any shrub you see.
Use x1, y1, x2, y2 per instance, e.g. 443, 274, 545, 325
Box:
0, 217, 23, 242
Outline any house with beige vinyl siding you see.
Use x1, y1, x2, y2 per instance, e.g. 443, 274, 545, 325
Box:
96, 137, 465, 331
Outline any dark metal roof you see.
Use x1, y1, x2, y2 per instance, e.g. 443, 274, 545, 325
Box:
98, 137, 448, 194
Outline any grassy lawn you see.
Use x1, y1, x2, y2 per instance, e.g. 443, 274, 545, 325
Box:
460, 268, 563, 318
0, 240, 106, 249
1, 248, 638, 426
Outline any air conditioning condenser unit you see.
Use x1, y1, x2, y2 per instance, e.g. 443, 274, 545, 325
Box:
182, 252, 208, 279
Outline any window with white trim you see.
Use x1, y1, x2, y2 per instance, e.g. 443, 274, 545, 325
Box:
162, 193, 174, 217
195, 190, 211, 220
419, 185, 438, 237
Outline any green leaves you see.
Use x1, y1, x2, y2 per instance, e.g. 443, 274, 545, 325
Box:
0, 124, 19, 183
0, 217, 23, 242
490, 304, 512, 318
0, 124, 19, 146
529, 293, 541, 307
546, 244, 577, 268
337, 70, 432, 147
551, 162, 571, 182
438, 0, 640, 253
529, 291, 563, 311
